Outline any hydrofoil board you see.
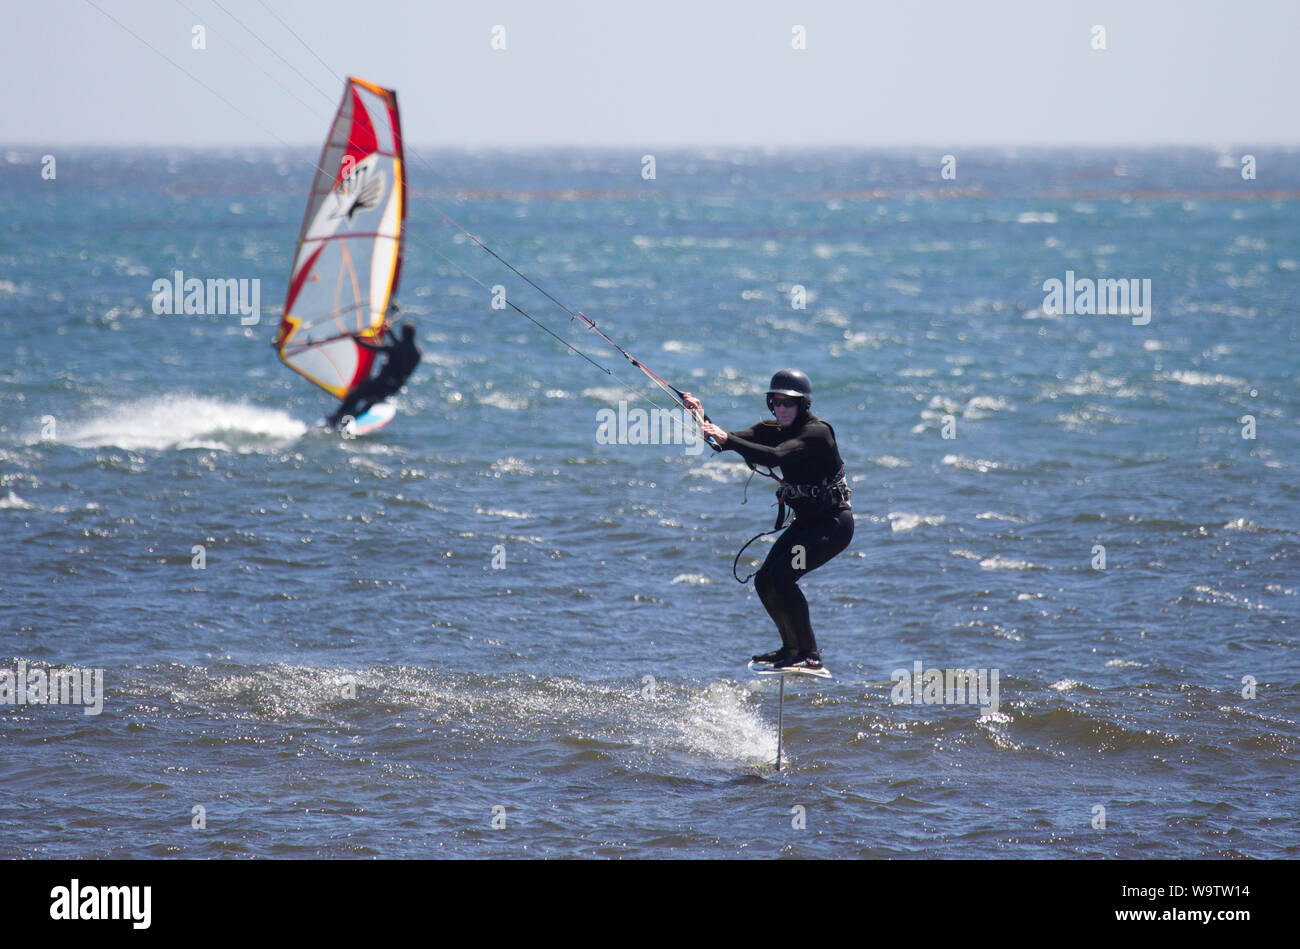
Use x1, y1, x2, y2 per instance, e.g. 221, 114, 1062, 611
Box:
747, 659, 832, 679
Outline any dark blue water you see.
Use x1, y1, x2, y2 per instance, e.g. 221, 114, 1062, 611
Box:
2, 146, 1297, 857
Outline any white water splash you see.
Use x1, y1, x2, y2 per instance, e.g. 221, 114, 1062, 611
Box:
43, 396, 308, 452
159, 664, 777, 767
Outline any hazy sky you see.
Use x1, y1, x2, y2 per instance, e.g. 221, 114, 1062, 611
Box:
5, 0, 1299, 147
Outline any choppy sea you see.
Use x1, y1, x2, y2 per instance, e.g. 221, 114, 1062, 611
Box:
1, 146, 1297, 858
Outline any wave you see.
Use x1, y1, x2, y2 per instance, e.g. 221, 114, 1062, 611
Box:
479, 391, 530, 411
1162, 370, 1247, 388
867, 455, 912, 469
1007, 705, 1186, 752
475, 507, 535, 520
0, 490, 34, 510
1049, 679, 1090, 692
963, 395, 1009, 419
1221, 517, 1285, 533
979, 556, 1048, 571
942, 454, 1002, 474
888, 512, 946, 532
687, 457, 752, 483
491, 457, 537, 477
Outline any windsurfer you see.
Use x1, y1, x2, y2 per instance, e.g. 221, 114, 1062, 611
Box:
684, 370, 853, 672
328, 322, 422, 428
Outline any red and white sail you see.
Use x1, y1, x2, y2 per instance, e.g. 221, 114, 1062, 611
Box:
276, 77, 405, 398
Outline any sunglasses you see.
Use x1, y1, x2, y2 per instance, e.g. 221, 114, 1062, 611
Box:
770, 397, 800, 409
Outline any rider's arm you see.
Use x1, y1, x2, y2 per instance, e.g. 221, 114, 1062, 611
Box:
722, 424, 828, 469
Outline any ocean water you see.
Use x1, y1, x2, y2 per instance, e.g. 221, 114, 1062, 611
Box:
1, 146, 1297, 858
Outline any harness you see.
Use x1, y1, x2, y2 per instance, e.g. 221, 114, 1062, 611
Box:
731, 466, 851, 584
776, 468, 852, 511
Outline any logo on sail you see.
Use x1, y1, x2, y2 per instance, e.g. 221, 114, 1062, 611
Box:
332, 156, 387, 222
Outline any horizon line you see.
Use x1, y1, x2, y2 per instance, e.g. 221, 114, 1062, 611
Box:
5, 140, 1299, 152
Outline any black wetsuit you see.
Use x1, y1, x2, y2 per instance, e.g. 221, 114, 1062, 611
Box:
330, 332, 421, 426
720, 412, 853, 656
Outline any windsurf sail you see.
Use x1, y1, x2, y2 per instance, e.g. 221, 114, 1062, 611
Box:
275, 77, 405, 398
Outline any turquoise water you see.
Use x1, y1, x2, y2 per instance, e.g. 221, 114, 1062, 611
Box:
1, 146, 1297, 857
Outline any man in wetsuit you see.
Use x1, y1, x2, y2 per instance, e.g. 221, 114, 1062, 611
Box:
685, 369, 853, 672
328, 322, 422, 429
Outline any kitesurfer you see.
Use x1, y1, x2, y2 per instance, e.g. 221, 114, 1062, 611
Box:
685, 370, 853, 671
328, 322, 422, 428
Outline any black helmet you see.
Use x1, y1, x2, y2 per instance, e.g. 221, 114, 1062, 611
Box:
766, 368, 812, 412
